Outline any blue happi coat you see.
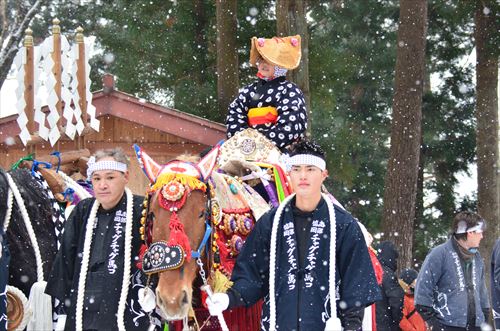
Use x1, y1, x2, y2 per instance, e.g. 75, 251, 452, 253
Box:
491, 238, 500, 329
415, 238, 490, 328
228, 197, 381, 330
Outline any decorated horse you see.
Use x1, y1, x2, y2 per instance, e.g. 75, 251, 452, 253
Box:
0, 153, 93, 330
133, 131, 290, 330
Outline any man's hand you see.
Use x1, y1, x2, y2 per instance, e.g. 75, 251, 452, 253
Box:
206, 293, 229, 316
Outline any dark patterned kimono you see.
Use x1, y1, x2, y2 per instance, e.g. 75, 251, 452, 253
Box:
227, 197, 381, 331
226, 76, 307, 150
45, 194, 159, 330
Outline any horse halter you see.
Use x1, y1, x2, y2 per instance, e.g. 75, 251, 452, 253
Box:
139, 164, 212, 275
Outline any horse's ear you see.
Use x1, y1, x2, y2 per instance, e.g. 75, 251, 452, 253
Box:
197, 146, 219, 179
133, 144, 161, 183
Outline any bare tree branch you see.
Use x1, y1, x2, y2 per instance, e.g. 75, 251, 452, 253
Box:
0, 0, 8, 43
0, 0, 46, 88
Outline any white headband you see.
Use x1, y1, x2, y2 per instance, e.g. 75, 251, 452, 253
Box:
87, 156, 128, 179
287, 154, 326, 171
455, 220, 485, 234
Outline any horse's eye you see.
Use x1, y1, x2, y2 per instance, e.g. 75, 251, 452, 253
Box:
198, 210, 205, 218
148, 213, 155, 221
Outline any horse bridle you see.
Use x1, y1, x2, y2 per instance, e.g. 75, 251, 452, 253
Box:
139, 172, 213, 276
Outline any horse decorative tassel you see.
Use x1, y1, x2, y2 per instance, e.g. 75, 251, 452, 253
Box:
134, 144, 267, 330
134, 144, 219, 322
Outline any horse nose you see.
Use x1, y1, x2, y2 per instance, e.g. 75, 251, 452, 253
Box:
156, 289, 190, 309
181, 290, 188, 305
157, 294, 165, 308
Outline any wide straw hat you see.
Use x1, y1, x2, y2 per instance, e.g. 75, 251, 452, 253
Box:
249, 35, 301, 70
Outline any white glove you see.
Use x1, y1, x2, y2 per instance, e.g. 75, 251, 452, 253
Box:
206, 293, 229, 316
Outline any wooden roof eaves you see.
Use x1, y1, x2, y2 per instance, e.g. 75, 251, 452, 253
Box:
92, 89, 226, 146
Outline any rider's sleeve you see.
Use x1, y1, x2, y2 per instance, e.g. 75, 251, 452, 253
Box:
227, 209, 274, 308
226, 87, 251, 139
265, 82, 307, 149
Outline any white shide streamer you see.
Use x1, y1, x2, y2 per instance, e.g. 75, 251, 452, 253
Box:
14, 47, 31, 146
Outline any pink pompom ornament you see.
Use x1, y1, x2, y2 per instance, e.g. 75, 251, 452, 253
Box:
291, 37, 299, 47
258, 38, 265, 47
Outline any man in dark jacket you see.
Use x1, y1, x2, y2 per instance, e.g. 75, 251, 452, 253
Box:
375, 240, 404, 331
491, 238, 500, 330
45, 148, 160, 330
415, 211, 490, 331
206, 140, 382, 330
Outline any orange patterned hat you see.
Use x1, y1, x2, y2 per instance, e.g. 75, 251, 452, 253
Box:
249, 35, 301, 70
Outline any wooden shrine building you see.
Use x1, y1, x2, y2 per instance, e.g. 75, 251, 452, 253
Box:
0, 74, 226, 193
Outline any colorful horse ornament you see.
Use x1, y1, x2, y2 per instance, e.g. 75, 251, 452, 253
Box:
134, 144, 219, 325
135, 145, 269, 331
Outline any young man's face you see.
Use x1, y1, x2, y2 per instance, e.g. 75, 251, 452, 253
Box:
466, 230, 483, 248
257, 59, 275, 78
91, 157, 129, 210
288, 164, 328, 198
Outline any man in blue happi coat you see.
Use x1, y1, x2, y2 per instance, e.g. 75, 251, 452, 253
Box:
415, 211, 490, 331
206, 139, 382, 330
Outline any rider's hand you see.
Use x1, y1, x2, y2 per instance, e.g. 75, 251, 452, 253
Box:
206, 293, 229, 316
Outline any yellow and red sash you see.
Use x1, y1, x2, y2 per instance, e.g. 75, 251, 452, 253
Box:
248, 106, 278, 126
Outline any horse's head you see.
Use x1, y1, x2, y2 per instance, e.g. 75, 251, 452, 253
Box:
134, 145, 218, 320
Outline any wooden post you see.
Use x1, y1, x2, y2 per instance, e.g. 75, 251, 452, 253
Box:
24, 28, 35, 134
24, 28, 36, 154
76, 27, 87, 127
52, 18, 63, 131
75, 27, 87, 150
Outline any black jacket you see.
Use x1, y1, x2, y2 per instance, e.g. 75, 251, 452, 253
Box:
45, 194, 156, 330
375, 241, 404, 331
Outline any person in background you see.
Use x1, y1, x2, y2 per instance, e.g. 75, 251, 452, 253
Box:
358, 222, 384, 331
226, 35, 307, 151
206, 139, 382, 330
491, 238, 500, 330
415, 211, 490, 331
399, 268, 426, 331
375, 240, 404, 331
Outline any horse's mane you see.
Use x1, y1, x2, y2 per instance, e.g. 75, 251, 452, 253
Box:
0, 168, 58, 295
0, 169, 9, 223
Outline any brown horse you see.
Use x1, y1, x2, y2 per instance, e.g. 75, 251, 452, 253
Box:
134, 145, 219, 321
